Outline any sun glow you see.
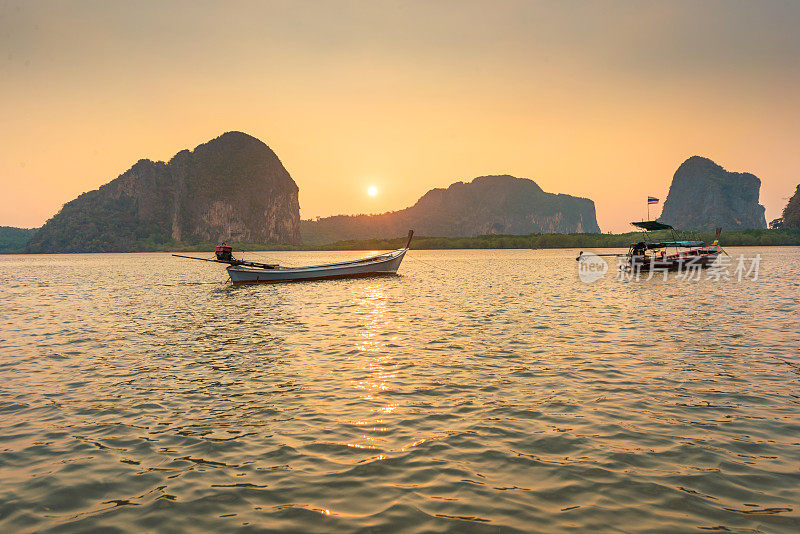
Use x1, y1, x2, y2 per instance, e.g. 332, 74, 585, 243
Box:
367, 186, 378, 197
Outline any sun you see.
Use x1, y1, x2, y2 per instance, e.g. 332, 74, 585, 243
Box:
367, 186, 378, 197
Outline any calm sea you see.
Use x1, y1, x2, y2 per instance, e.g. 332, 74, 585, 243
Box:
1, 248, 799, 533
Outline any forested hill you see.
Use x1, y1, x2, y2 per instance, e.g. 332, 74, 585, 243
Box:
778, 185, 800, 230
0, 227, 38, 254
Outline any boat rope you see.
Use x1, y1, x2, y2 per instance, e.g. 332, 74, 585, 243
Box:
405, 254, 453, 274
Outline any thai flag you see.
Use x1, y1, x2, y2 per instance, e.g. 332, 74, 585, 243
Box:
647, 196, 659, 204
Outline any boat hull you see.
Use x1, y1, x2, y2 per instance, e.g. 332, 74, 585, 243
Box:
227, 249, 407, 284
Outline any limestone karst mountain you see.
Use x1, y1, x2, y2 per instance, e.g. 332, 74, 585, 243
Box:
775, 185, 800, 230
301, 175, 600, 245
659, 156, 767, 231
26, 132, 300, 253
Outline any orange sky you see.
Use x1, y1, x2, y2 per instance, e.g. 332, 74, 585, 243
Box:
2, 1, 798, 233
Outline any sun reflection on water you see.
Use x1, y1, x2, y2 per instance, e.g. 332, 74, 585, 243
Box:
344, 284, 405, 454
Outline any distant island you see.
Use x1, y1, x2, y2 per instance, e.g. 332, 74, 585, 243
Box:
301, 175, 600, 245
770, 184, 800, 230
660, 156, 767, 230
2, 130, 799, 254
0, 227, 37, 254
26, 132, 300, 253
11, 132, 604, 253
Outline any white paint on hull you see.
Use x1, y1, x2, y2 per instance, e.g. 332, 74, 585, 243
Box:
227, 249, 407, 284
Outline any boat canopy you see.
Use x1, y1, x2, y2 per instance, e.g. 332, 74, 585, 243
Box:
631, 220, 673, 231
646, 241, 705, 249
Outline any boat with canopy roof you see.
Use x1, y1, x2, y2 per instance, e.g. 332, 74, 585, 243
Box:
577, 221, 724, 272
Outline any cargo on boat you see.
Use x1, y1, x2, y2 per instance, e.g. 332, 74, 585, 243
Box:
577, 221, 725, 272
623, 221, 722, 271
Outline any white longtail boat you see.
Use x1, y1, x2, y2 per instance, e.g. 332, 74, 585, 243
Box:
173, 230, 413, 284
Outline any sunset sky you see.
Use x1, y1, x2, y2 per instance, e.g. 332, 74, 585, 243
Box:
2, 0, 799, 233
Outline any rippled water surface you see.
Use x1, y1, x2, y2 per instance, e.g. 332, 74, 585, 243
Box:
2, 248, 799, 533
